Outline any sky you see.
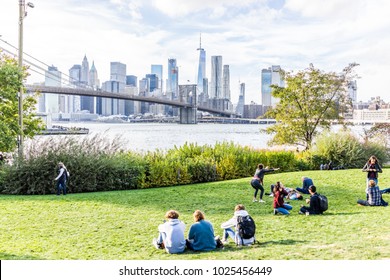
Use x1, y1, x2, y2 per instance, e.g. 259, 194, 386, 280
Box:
1, 0, 390, 104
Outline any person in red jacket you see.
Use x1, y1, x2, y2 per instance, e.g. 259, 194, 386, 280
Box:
273, 182, 293, 215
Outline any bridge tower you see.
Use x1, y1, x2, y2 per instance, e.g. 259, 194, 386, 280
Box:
179, 84, 197, 124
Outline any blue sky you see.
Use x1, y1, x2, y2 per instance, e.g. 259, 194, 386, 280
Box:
1, 0, 390, 103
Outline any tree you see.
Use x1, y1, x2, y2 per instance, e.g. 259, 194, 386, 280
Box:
265, 63, 358, 150
0, 52, 44, 153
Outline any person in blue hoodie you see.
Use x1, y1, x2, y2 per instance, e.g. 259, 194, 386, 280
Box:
186, 210, 217, 251
153, 210, 186, 254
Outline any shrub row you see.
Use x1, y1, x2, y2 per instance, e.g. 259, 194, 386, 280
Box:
0, 137, 300, 194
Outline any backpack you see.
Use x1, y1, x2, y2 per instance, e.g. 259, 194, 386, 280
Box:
236, 215, 256, 239
317, 193, 328, 213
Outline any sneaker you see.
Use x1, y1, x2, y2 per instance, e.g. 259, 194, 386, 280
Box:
252, 199, 258, 202
298, 211, 304, 215
222, 239, 229, 245
273, 209, 278, 215
259, 199, 265, 203
269, 193, 274, 197
152, 238, 163, 249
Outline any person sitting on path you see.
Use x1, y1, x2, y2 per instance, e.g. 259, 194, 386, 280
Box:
186, 210, 217, 251
299, 185, 322, 215
153, 210, 186, 254
296, 176, 314, 194
250, 164, 279, 203
273, 182, 293, 215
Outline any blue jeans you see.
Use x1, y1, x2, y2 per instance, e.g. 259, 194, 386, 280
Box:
223, 228, 235, 241
56, 180, 67, 195
157, 232, 167, 244
251, 179, 264, 199
275, 204, 293, 215
296, 187, 309, 194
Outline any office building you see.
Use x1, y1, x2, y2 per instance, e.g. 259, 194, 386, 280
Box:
167, 58, 179, 100
210, 55, 222, 99
197, 34, 206, 94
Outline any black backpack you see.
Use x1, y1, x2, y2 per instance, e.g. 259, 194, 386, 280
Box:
236, 215, 256, 239
317, 194, 328, 213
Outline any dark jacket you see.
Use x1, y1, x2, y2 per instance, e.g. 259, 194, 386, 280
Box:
362, 162, 382, 179
303, 193, 322, 214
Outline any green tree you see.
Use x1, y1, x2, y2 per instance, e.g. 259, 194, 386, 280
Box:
265, 63, 358, 150
0, 52, 43, 153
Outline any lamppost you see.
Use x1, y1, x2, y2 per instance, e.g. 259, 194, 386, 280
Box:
18, 1, 34, 159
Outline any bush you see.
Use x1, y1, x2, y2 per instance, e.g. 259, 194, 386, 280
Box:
0, 138, 307, 195
310, 129, 389, 169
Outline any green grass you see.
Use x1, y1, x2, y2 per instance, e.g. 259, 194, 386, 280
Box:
0, 169, 389, 260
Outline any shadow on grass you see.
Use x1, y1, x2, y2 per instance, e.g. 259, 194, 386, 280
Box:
259, 239, 307, 247
0, 252, 44, 260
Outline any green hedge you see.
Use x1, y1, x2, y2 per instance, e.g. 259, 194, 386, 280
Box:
0, 138, 302, 195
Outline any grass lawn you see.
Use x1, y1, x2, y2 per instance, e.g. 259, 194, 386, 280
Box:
0, 169, 389, 260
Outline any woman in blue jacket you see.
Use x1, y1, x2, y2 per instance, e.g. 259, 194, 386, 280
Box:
186, 210, 217, 251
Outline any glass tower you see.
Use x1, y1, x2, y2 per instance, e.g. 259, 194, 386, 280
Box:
197, 34, 206, 94
210, 56, 222, 99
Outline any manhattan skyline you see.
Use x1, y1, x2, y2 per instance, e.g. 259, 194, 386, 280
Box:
1, 0, 390, 104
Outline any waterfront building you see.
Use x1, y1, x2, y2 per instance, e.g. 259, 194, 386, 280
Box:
167, 58, 179, 100
197, 34, 206, 95
146, 74, 159, 93
353, 108, 390, 122
210, 55, 223, 99
243, 102, 264, 119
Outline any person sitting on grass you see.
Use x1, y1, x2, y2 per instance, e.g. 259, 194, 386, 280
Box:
296, 176, 314, 195
357, 180, 388, 207
186, 210, 217, 251
273, 182, 293, 215
221, 204, 255, 246
153, 210, 186, 254
299, 185, 322, 215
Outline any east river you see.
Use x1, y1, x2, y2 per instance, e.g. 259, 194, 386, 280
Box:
34, 122, 367, 153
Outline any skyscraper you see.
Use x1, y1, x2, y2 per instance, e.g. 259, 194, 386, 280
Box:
89, 61, 100, 89
167, 58, 179, 100
223, 65, 231, 100
44, 65, 61, 113
261, 65, 283, 107
80, 55, 89, 87
197, 34, 206, 94
210, 55, 222, 99
236, 82, 245, 116
151, 64, 163, 90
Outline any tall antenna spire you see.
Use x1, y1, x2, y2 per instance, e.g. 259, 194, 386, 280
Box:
197, 32, 204, 51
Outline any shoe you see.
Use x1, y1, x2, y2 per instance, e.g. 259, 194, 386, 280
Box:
222, 239, 228, 245
252, 199, 257, 202
273, 209, 278, 215
153, 238, 163, 249
298, 211, 304, 215
259, 199, 265, 203
269, 193, 274, 197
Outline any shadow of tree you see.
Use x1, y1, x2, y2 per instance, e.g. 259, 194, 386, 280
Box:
0, 252, 44, 260
259, 239, 307, 247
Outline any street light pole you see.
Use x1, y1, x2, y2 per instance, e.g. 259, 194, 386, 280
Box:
17, 1, 34, 160
18, 0, 25, 160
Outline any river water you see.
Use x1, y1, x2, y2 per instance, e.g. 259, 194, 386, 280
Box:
34, 122, 367, 153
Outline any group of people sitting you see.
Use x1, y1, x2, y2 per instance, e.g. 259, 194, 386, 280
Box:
271, 178, 324, 216
153, 204, 255, 254
153, 155, 389, 254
